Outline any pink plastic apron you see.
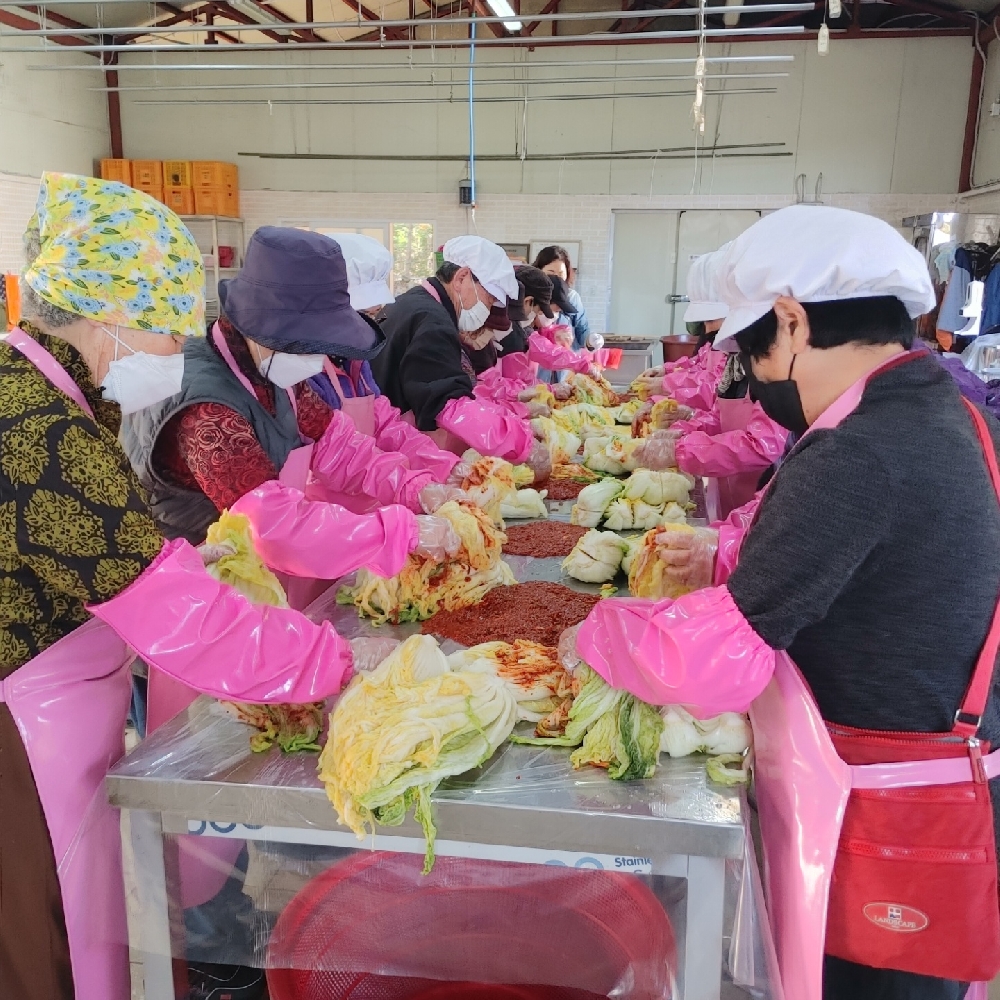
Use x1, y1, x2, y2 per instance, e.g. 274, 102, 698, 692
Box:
705, 395, 760, 521
4, 330, 134, 1000
747, 351, 999, 1000
303, 357, 378, 515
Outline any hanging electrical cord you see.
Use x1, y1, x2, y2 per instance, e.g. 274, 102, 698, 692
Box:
468, 12, 477, 228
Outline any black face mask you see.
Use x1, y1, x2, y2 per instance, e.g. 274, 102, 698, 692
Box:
742, 350, 808, 437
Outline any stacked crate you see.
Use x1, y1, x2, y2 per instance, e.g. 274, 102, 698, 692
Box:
163, 161, 195, 215
99, 159, 132, 186
130, 161, 163, 203
193, 162, 239, 218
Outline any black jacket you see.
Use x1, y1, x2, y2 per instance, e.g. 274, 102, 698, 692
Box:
371, 279, 474, 431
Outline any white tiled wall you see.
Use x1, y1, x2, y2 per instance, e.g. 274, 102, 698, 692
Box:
0, 172, 957, 330
242, 188, 959, 330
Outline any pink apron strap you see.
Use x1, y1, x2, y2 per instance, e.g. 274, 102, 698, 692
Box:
6, 329, 95, 419
322, 357, 350, 405
420, 278, 443, 304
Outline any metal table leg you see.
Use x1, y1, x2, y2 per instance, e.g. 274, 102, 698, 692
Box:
683, 855, 727, 1000
129, 810, 177, 1000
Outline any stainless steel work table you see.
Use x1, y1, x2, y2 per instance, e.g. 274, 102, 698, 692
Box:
108, 509, 747, 1000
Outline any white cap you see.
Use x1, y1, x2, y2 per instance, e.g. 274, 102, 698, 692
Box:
329, 233, 395, 311
683, 247, 730, 323
713, 205, 936, 352
443, 235, 518, 303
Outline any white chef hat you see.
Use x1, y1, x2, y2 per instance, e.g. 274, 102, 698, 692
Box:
683, 246, 730, 323
328, 232, 395, 311
713, 205, 936, 352
443, 235, 519, 303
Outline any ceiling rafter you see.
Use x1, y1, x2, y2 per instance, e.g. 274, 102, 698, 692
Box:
524, 0, 561, 36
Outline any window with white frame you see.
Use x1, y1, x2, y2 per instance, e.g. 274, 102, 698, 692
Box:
281, 221, 436, 295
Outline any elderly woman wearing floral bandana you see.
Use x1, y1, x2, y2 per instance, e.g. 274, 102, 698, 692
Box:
0, 173, 389, 1000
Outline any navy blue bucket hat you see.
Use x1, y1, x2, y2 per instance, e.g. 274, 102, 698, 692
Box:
219, 227, 386, 360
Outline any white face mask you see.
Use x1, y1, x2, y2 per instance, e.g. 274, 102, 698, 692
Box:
457, 278, 492, 333
99, 326, 184, 415
258, 350, 325, 388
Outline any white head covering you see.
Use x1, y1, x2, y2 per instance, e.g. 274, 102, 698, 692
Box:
683, 246, 730, 323
329, 232, 395, 311
713, 205, 936, 352
443, 235, 518, 302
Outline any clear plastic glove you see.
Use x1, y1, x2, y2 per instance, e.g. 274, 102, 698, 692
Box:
413, 514, 462, 562
551, 382, 573, 402
196, 541, 236, 567
419, 483, 465, 514
634, 367, 666, 392
445, 460, 474, 488
631, 401, 653, 438
526, 439, 552, 484
557, 623, 584, 673
655, 527, 719, 593
526, 401, 552, 419
586, 364, 604, 379
349, 636, 401, 673
633, 429, 681, 470
654, 403, 695, 430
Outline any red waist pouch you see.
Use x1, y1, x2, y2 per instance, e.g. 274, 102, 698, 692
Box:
825, 726, 1000, 981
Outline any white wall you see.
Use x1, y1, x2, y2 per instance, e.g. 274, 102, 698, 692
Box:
118, 35, 972, 198
0, 38, 111, 179
240, 189, 957, 330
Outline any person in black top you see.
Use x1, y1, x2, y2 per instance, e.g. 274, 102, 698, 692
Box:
574, 206, 1000, 1000
371, 236, 551, 476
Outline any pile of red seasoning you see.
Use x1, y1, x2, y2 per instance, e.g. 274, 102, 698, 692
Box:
503, 522, 589, 558
543, 479, 590, 502
422, 581, 601, 648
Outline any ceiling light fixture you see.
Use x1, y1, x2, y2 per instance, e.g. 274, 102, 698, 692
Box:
483, 0, 522, 32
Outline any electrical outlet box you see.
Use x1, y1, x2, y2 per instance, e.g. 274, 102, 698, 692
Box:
991, 102, 1000, 117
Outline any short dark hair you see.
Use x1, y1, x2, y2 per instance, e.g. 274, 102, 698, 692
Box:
735, 296, 915, 360
532, 245, 572, 274
436, 261, 461, 283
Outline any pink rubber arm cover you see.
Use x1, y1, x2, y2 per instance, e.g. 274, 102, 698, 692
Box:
88, 538, 352, 703
312, 407, 435, 513
370, 395, 461, 482
437, 396, 534, 463
230, 480, 418, 580
676, 405, 788, 478
671, 400, 722, 435
713, 493, 761, 586
526, 333, 593, 375
472, 368, 531, 418
577, 587, 775, 718
671, 375, 721, 411
500, 351, 538, 384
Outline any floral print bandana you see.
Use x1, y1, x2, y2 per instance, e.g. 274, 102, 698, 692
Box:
23, 172, 205, 338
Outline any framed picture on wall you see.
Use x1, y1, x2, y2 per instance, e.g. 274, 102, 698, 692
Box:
529, 240, 582, 272
499, 242, 530, 263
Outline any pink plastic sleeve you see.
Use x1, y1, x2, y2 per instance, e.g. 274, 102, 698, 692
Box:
472, 368, 531, 418
526, 333, 593, 375
500, 351, 538, 384
671, 403, 722, 436
437, 396, 534, 463
713, 493, 761, 585
312, 407, 435, 513
577, 586, 775, 717
676, 406, 788, 478
88, 539, 353, 704
230, 480, 418, 580
371, 396, 461, 482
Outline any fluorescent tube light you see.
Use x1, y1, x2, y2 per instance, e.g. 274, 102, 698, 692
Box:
484, 0, 522, 32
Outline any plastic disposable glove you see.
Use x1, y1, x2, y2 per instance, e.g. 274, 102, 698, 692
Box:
526, 401, 552, 419
231, 481, 418, 581
557, 623, 584, 673
446, 460, 474, 487
633, 368, 666, 395
349, 637, 400, 673
413, 514, 463, 562
197, 541, 236, 566
655, 526, 719, 593
371, 396, 461, 483
419, 483, 466, 514
312, 408, 434, 513
437, 396, 534, 464
552, 382, 573, 401
88, 538, 352, 704
526, 439, 552, 483
631, 402, 653, 438
633, 429, 681, 471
